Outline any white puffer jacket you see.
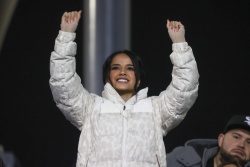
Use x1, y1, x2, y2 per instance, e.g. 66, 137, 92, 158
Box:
49, 31, 199, 167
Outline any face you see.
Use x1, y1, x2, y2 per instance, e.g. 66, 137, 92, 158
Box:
218, 129, 250, 165
108, 53, 138, 98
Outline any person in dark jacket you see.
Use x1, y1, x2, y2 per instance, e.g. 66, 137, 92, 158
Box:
166, 115, 250, 167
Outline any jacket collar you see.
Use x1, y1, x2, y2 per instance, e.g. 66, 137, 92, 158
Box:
102, 83, 148, 105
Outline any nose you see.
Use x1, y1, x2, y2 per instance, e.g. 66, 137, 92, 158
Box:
237, 139, 245, 148
119, 68, 126, 75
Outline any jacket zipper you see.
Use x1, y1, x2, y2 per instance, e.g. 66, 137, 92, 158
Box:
122, 105, 127, 167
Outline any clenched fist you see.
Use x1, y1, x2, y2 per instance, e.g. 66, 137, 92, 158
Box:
61, 11, 82, 33
166, 20, 185, 43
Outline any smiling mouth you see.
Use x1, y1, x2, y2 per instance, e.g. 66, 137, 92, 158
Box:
117, 79, 128, 82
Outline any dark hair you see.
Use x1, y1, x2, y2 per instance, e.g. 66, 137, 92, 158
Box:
102, 50, 145, 92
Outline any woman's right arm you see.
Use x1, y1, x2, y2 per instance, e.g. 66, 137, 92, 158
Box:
49, 11, 94, 130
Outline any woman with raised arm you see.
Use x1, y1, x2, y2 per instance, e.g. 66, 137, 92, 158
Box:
49, 10, 199, 167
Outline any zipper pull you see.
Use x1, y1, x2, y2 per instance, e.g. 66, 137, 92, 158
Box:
121, 105, 130, 118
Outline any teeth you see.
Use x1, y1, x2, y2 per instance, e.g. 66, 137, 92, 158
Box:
118, 79, 128, 82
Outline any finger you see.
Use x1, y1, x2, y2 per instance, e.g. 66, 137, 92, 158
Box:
173, 21, 182, 31
174, 21, 179, 30
173, 21, 179, 29
179, 23, 184, 30
166, 19, 170, 29
74, 11, 79, 20
168, 20, 175, 30
72, 11, 80, 22
172, 21, 178, 30
69, 11, 77, 23
69, 12, 74, 23
62, 12, 69, 23
177, 22, 184, 31
77, 11, 82, 21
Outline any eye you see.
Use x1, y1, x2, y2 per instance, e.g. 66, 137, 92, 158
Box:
232, 134, 240, 140
127, 67, 134, 71
247, 140, 250, 145
111, 66, 119, 70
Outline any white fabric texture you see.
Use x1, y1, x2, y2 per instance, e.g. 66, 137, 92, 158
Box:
49, 31, 199, 167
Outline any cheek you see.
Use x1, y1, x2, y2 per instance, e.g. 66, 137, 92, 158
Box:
129, 72, 136, 81
108, 72, 119, 85
109, 72, 116, 80
220, 139, 232, 151
247, 147, 250, 159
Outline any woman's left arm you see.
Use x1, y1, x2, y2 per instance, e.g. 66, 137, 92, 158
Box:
153, 20, 199, 134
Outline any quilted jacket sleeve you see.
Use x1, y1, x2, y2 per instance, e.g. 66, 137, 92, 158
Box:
153, 42, 199, 134
49, 31, 94, 130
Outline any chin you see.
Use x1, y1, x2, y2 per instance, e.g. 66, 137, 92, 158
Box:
220, 148, 248, 166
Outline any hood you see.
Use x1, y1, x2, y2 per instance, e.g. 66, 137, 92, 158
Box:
102, 83, 148, 105
185, 139, 218, 157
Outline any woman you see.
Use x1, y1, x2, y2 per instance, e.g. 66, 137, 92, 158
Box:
49, 11, 199, 167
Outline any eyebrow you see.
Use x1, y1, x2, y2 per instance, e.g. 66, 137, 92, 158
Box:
111, 64, 134, 67
231, 132, 242, 136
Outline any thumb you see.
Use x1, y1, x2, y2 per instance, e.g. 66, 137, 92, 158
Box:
166, 19, 171, 29
61, 12, 69, 24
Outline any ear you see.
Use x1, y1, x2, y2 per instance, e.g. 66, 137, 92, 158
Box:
218, 133, 224, 147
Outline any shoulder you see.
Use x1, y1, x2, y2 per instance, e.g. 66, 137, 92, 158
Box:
167, 145, 197, 158
166, 145, 201, 167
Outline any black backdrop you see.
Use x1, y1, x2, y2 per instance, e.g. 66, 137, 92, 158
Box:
1, 0, 250, 167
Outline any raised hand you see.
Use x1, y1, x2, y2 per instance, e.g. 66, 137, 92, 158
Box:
166, 20, 186, 43
61, 11, 82, 33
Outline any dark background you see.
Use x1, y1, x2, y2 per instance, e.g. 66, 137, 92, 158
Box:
1, 0, 250, 167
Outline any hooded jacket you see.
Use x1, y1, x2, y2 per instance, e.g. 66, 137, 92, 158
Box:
49, 31, 199, 167
166, 139, 250, 167
166, 139, 219, 167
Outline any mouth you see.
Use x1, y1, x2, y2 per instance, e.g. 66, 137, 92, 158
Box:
117, 78, 129, 83
231, 149, 245, 159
